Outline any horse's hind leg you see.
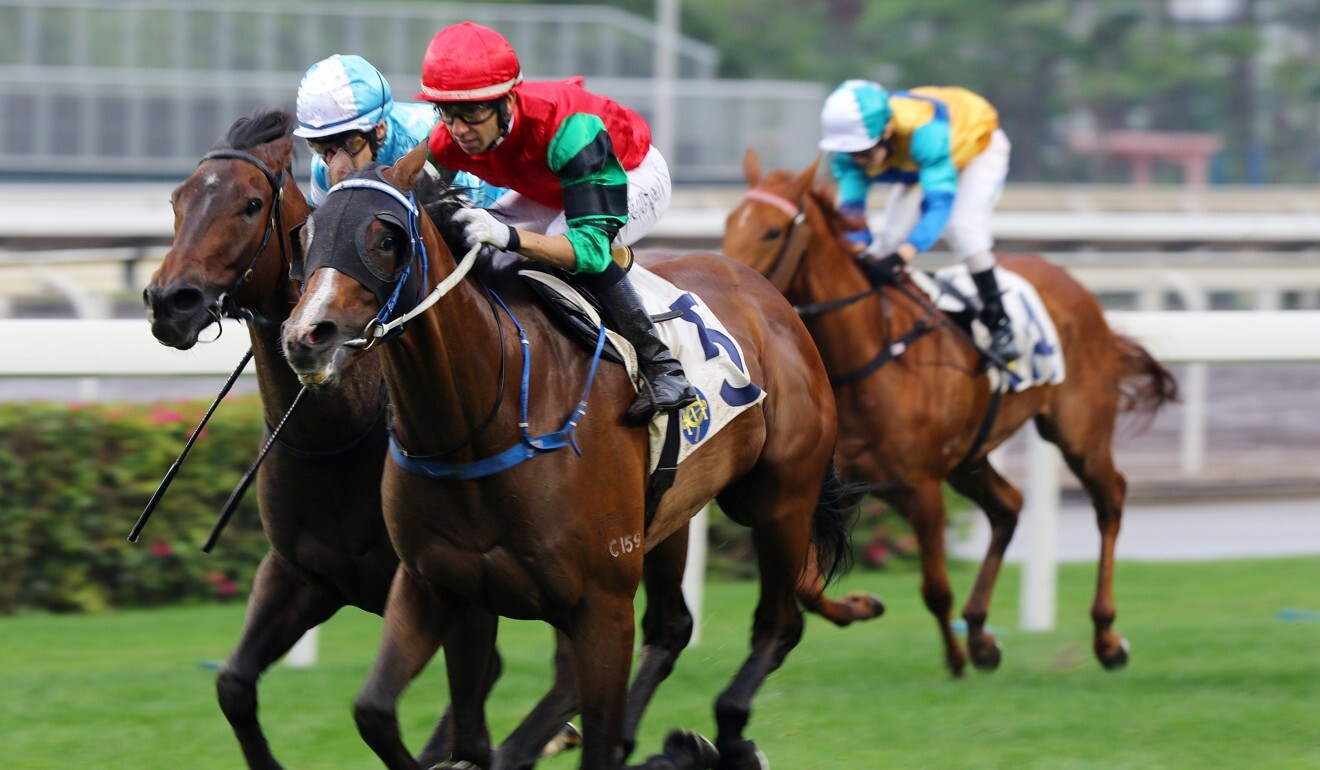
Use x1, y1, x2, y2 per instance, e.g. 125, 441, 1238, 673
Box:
1035, 412, 1130, 669
710, 485, 811, 770
355, 566, 471, 770
491, 630, 578, 770
886, 483, 969, 676
622, 527, 695, 760
946, 459, 1024, 672
794, 542, 885, 627
219, 551, 342, 770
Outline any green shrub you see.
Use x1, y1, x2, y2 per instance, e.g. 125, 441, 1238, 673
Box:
0, 397, 270, 614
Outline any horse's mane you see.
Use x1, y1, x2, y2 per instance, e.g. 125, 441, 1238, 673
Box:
216, 108, 295, 151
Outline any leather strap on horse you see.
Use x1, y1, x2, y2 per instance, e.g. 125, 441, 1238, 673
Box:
956, 374, 1008, 468
644, 415, 682, 530
829, 317, 935, 387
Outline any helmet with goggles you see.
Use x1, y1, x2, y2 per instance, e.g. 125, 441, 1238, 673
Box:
294, 54, 392, 139
819, 79, 892, 154
416, 21, 523, 103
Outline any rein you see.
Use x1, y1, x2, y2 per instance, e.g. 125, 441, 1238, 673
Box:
198, 149, 288, 328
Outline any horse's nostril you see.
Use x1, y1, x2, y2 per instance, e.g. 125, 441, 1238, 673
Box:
169, 288, 205, 314
307, 321, 338, 347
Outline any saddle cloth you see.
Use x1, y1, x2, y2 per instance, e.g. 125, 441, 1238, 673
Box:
518, 264, 767, 471
912, 264, 1066, 392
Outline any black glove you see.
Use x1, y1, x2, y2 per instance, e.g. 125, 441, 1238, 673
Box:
862, 253, 907, 286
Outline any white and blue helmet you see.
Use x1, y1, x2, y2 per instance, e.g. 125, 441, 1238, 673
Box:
294, 54, 393, 138
819, 79, 892, 154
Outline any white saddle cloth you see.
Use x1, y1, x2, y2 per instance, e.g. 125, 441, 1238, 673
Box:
912, 264, 1067, 392
519, 265, 767, 470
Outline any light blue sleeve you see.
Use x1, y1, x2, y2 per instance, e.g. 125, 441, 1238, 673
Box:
904, 120, 958, 252
307, 157, 330, 208
830, 153, 871, 208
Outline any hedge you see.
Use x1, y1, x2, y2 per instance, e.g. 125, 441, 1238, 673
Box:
0, 397, 269, 614
0, 395, 932, 615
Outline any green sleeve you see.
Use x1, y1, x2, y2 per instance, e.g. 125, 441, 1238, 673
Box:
547, 113, 629, 274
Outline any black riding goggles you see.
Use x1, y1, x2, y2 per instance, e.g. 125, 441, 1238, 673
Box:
304, 131, 371, 161
432, 101, 499, 127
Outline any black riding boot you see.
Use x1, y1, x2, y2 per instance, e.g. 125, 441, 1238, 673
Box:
586, 264, 698, 425
971, 267, 1020, 364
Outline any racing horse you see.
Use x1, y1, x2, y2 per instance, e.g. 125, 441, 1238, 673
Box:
723, 149, 1179, 676
143, 109, 577, 769
279, 144, 854, 770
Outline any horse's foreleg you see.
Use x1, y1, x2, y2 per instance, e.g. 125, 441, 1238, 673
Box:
355, 565, 457, 770
570, 590, 637, 770
794, 542, 885, 627
623, 528, 694, 760
947, 460, 1023, 672
889, 485, 967, 676
219, 551, 342, 770
1046, 418, 1130, 670
491, 630, 578, 770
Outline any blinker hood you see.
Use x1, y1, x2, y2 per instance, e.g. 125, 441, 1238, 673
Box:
291, 165, 422, 311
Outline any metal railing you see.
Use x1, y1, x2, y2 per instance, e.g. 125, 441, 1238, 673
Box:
0, 0, 824, 182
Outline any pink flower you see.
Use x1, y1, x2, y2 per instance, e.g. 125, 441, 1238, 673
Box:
149, 408, 185, 425
150, 540, 173, 558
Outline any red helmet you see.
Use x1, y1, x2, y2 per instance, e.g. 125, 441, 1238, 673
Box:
416, 21, 523, 103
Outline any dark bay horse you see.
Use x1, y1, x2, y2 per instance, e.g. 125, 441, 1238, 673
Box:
723, 149, 1179, 677
143, 109, 572, 769
279, 144, 854, 770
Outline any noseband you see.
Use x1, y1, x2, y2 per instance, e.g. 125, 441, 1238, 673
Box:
198, 149, 288, 325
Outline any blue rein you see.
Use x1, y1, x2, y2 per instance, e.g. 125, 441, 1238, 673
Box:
389, 288, 608, 480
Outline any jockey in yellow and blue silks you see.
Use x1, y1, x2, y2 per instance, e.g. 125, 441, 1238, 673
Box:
819, 79, 1018, 363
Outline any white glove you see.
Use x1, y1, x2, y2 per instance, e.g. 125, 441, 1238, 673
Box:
452, 207, 512, 251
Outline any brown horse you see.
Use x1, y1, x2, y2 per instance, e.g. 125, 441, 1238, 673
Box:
142, 109, 575, 770
723, 149, 1179, 677
279, 144, 855, 770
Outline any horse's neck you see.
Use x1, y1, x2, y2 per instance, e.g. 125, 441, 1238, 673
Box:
380, 270, 521, 459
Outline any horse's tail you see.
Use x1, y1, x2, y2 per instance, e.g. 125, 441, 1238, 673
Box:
1116, 333, 1180, 419
811, 462, 864, 587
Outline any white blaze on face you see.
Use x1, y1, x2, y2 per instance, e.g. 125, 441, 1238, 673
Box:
287, 268, 342, 335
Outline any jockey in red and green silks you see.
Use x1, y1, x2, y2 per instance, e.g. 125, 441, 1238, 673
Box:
820, 79, 1019, 363
417, 20, 696, 423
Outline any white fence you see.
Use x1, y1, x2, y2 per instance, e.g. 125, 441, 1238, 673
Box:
4, 312, 1318, 643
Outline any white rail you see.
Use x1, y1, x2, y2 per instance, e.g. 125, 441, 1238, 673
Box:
5, 313, 1318, 639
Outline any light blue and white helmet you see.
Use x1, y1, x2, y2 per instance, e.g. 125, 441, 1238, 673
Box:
294, 54, 393, 138
819, 79, 892, 154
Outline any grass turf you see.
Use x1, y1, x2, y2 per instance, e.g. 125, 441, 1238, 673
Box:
2, 557, 1318, 769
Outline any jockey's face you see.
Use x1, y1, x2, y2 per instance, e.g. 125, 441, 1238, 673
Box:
439, 95, 511, 155
848, 124, 894, 174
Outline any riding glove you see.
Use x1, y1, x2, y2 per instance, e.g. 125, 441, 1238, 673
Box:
861, 252, 907, 286
453, 207, 516, 251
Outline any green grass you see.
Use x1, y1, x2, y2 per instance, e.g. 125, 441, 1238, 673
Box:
2, 558, 1319, 769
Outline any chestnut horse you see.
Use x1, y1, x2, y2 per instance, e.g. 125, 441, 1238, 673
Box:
280, 144, 854, 770
143, 109, 575, 770
723, 149, 1179, 677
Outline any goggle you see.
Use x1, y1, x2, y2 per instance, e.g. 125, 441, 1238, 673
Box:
433, 101, 499, 127
305, 132, 371, 160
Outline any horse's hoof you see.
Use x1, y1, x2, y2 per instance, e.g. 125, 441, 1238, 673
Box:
845, 591, 886, 620
428, 762, 482, 770
716, 738, 766, 770
1100, 637, 1131, 670
664, 729, 719, 769
971, 637, 1003, 672
539, 722, 583, 757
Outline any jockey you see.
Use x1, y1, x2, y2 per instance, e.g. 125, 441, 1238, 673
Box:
293, 54, 502, 208
415, 20, 697, 424
819, 79, 1018, 363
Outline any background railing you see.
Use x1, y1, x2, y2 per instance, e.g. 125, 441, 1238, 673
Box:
0, 0, 825, 182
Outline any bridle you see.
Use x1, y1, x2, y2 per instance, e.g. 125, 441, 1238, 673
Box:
741, 188, 812, 290
197, 148, 289, 328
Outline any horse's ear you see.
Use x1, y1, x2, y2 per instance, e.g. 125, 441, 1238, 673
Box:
392, 141, 430, 193
791, 155, 821, 197
328, 149, 354, 186
742, 148, 762, 186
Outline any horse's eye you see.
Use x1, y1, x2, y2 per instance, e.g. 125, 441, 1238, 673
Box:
379, 234, 397, 251
764, 228, 783, 241
244, 198, 263, 215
